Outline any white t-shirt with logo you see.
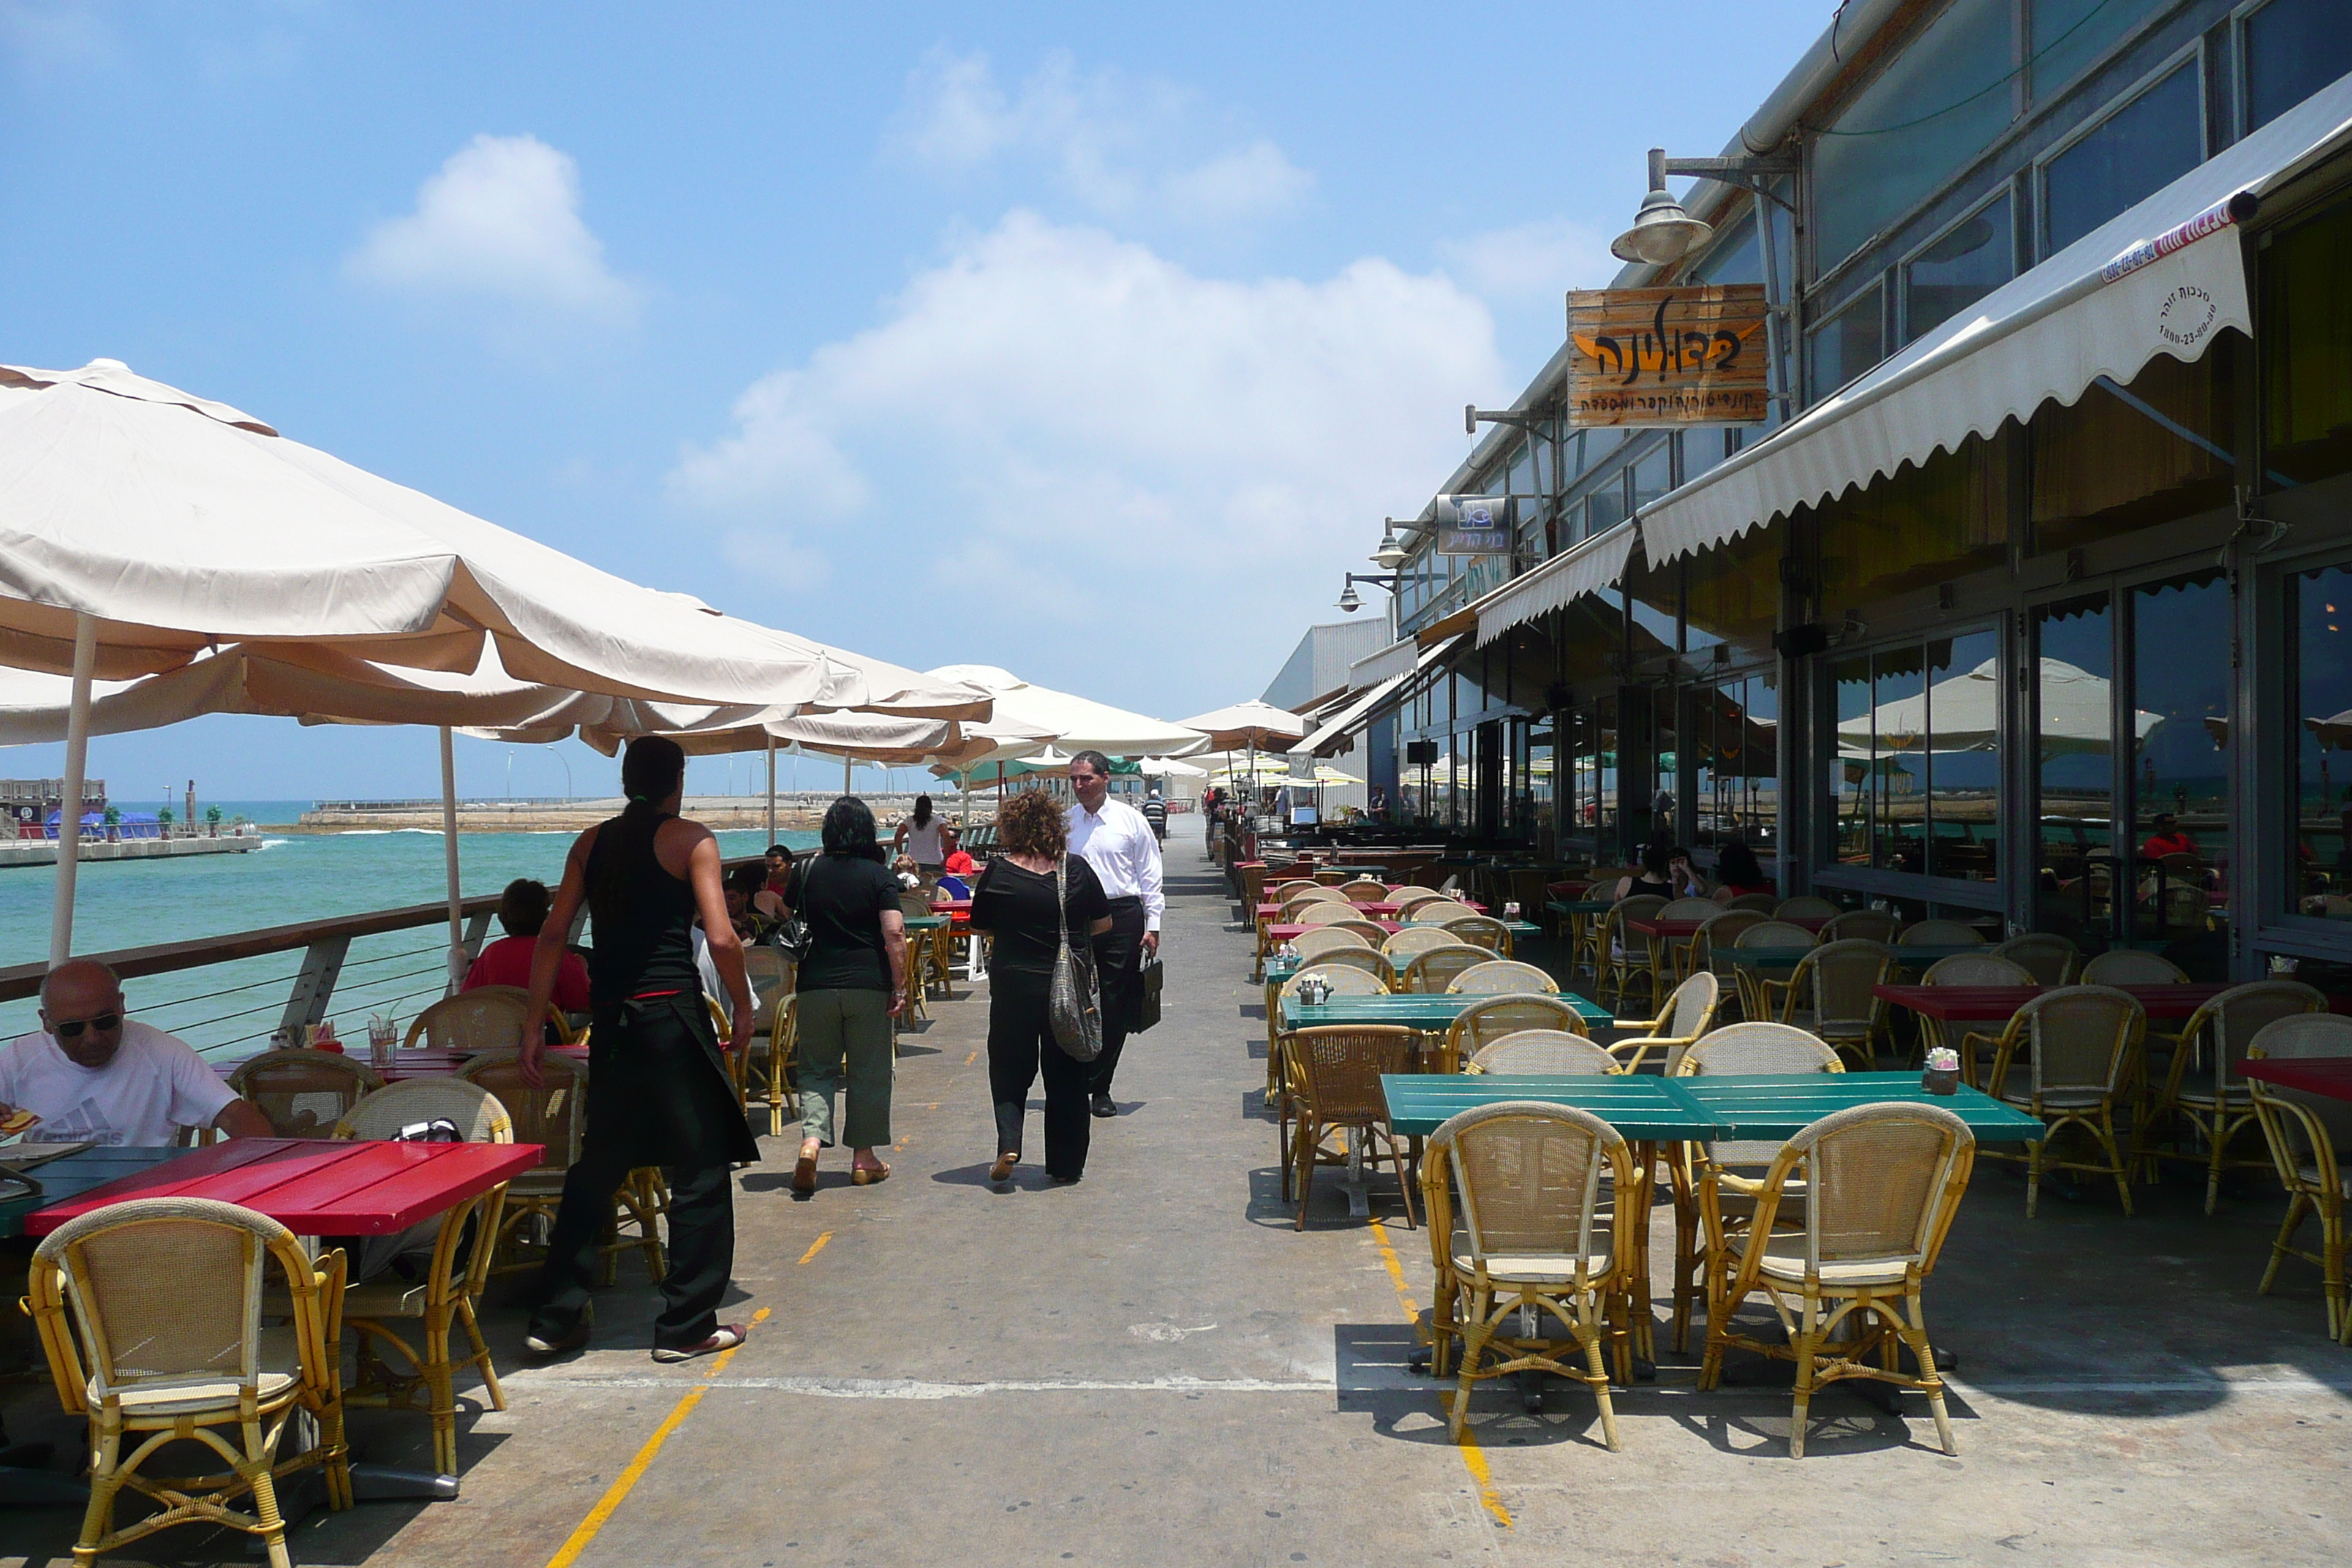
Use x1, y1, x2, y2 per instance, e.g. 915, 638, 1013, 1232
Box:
0, 1020, 237, 1146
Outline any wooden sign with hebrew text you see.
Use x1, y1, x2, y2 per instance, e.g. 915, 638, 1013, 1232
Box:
1566, 284, 1769, 426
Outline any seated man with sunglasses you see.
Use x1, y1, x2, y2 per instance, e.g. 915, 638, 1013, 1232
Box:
0, 959, 272, 1145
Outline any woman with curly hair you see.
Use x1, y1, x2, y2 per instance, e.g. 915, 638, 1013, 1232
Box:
968, 788, 1112, 1184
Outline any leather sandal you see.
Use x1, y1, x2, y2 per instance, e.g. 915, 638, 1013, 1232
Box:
791, 1150, 818, 1195
989, 1153, 1017, 1183
851, 1162, 891, 1186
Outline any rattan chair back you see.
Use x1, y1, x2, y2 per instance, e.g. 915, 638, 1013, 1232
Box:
2247, 1013, 2352, 1060
405, 987, 533, 1054
1269, 880, 1320, 903
226, 1049, 384, 1139
336, 1079, 513, 1143
1277, 966, 1389, 1010
1382, 925, 1460, 960
1679, 1022, 1843, 1077
1436, 1101, 1627, 1285
460, 1049, 587, 1169
2183, 981, 2329, 1085
2008, 986, 2143, 1101
1449, 996, 1589, 1062
1413, 901, 1483, 925
1734, 919, 1817, 949
1787, 939, 1893, 1028
1774, 897, 1841, 921
1443, 914, 1511, 951
1388, 886, 1444, 916
1448, 959, 1560, 995
1289, 925, 1371, 960
1821, 908, 1901, 944
2078, 949, 2190, 985
1404, 944, 1495, 994
1291, 902, 1362, 928
1659, 896, 1719, 922
1724, 892, 1781, 913
1329, 919, 1393, 945
1470, 1032, 1620, 1076
1300, 946, 1395, 987
1899, 919, 1986, 946
1337, 880, 1390, 901
1923, 953, 2033, 986
1291, 1025, 1414, 1123
1660, 970, 1722, 1041
743, 946, 794, 1018
1994, 934, 2079, 985
1606, 894, 1669, 957
1695, 909, 1768, 973
1284, 885, 1349, 906
1774, 1102, 1975, 1275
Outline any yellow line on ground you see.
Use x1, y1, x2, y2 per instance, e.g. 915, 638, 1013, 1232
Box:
797, 1231, 833, 1266
965, 1049, 979, 1065
543, 1305, 772, 1568
1367, 1218, 1511, 1530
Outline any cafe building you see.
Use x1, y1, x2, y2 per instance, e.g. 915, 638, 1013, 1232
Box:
1324, 0, 2352, 978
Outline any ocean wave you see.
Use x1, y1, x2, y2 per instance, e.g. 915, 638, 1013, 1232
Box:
335, 827, 445, 836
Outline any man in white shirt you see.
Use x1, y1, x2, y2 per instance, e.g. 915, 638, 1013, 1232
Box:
0, 960, 273, 1146
1066, 750, 1164, 1119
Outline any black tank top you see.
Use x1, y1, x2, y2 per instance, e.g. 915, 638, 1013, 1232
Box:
584, 813, 702, 1009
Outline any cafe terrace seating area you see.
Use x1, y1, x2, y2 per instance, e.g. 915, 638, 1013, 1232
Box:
1244, 841, 2352, 1457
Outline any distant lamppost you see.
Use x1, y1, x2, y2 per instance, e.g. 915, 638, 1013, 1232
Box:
545, 746, 573, 802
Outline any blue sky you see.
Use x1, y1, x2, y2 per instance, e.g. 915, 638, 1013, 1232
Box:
1, 0, 1826, 801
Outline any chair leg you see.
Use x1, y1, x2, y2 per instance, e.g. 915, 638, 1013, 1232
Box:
460, 1298, 508, 1413
75, 1421, 121, 1564
2097, 1110, 2133, 1217
244, 1420, 294, 1568
2323, 1206, 2348, 1343
1293, 1118, 1316, 1231
1384, 1130, 1419, 1230
1788, 1303, 1817, 1459
2204, 1111, 2225, 1215
1448, 1300, 1493, 1441
1582, 1308, 1621, 1452
2025, 1138, 2043, 1219
2261, 1193, 2310, 1297
1903, 1292, 1958, 1457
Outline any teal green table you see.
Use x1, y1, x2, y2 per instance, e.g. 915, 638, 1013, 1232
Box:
902, 914, 949, 931
1381, 1073, 1723, 1139
1283, 991, 1613, 1031
0, 1146, 190, 1238
1406, 918, 1543, 937
1547, 899, 1613, 915
1676, 1071, 2045, 1141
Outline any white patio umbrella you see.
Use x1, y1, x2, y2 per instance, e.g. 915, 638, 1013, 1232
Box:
1139, 756, 1210, 778
924, 665, 1210, 810
0, 358, 963, 965
1179, 699, 1308, 803
1836, 658, 2162, 758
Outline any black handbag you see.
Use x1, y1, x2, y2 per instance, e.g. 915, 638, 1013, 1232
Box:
1127, 955, 1164, 1033
773, 862, 815, 962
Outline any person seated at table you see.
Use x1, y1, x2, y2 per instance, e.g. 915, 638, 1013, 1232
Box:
0, 960, 272, 1145
1710, 843, 1776, 903
2140, 813, 2199, 861
1613, 843, 1683, 903
764, 843, 796, 900
464, 879, 592, 1014
725, 862, 774, 943
943, 844, 977, 877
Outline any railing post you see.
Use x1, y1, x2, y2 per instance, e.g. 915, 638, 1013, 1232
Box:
459, 908, 495, 984
278, 937, 352, 1041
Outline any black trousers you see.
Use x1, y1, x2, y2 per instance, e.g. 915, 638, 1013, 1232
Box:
1090, 897, 1147, 1096
531, 1155, 735, 1351
987, 970, 1092, 1179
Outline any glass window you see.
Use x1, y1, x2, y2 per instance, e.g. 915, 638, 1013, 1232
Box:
2288, 561, 2352, 908
2032, 0, 2163, 107
2246, 0, 2352, 132
1693, 670, 1779, 853
2031, 339, 2239, 554
1684, 527, 1780, 666
1817, 432, 2010, 614
1924, 629, 2000, 881
2043, 63, 2202, 257
1904, 192, 2013, 344
2261, 195, 2352, 487
2035, 595, 2114, 944
2130, 570, 2230, 939
1833, 657, 1877, 868
1831, 629, 2002, 881
1507, 442, 1535, 499
1680, 428, 1733, 485
1586, 472, 1628, 538
1812, 0, 2016, 271
1692, 212, 1762, 287
1630, 443, 1672, 513
1807, 282, 1885, 399
1871, 647, 1929, 872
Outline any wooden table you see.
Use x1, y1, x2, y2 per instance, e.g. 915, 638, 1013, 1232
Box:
22, 1136, 543, 1237
2239, 1058, 2352, 1101
1283, 991, 1614, 1032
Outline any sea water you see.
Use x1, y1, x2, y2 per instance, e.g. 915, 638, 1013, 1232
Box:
0, 802, 820, 1056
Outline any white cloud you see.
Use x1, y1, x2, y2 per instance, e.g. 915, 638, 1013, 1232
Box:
667, 212, 1504, 703
346, 134, 636, 325
889, 49, 1312, 227
1439, 218, 1618, 303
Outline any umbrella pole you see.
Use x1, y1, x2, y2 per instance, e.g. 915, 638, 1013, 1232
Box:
440, 726, 464, 993
46, 612, 97, 968
765, 741, 777, 843
844, 755, 853, 796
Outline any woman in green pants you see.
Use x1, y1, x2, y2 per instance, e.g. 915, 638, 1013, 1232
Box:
781, 796, 908, 1194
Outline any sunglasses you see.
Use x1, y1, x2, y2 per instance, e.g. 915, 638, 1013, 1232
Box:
52, 1013, 122, 1040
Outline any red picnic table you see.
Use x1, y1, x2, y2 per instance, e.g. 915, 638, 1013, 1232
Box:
23, 1136, 542, 1237
1867, 981, 2347, 1025
1630, 913, 1828, 939
2239, 1057, 2352, 1101
1266, 919, 1404, 943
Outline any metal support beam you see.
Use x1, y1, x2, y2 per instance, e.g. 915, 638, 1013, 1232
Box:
278, 937, 353, 1040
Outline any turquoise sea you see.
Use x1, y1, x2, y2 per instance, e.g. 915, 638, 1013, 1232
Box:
0, 802, 819, 1057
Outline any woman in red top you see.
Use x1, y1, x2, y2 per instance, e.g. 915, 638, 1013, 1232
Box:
464, 878, 590, 1011
2139, 814, 2200, 860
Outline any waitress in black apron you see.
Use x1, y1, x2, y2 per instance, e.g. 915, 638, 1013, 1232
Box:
519, 736, 759, 1362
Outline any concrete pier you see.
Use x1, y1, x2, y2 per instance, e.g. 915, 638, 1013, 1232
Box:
0, 834, 261, 869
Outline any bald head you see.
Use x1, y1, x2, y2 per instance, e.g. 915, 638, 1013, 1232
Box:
40, 960, 127, 1069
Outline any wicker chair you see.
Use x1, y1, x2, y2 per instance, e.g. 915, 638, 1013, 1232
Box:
1447, 959, 1560, 995
2146, 980, 2327, 1211
1382, 926, 1460, 962
1918, 953, 2035, 1077
1773, 896, 1841, 921
1728, 919, 1820, 1019
2246, 1014, 2352, 1343
26, 1198, 350, 1566
1403, 943, 1495, 995
1724, 892, 1780, 913
1598, 894, 1669, 1011
329, 1080, 513, 1476
1412, 901, 1483, 925
1994, 933, 2079, 986
1269, 964, 1389, 1113
1337, 880, 1390, 901
1692, 908, 1768, 996
1422, 1102, 1635, 1445
1775, 939, 1894, 1070
404, 987, 535, 1054
1301, 946, 1396, 989
1697, 1104, 1974, 1458
1443, 914, 1513, 954
1820, 908, 1901, 944
1654, 896, 1722, 981
1290, 925, 1372, 960
1608, 971, 1722, 1074
1669, 1023, 1842, 1352
1446, 996, 1591, 1071
1327, 918, 1393, 946
2079, 949, 2190, 986
1291, 902, 1362, 928
1469, 1032, 1621, 1075
1389, 887, 1445, 917
1284, 1025, 1419, 1229
227, 1049, 384, 1139
1899, 919, 1986, 947
1965, 986, 2144, 1217
459, 1049, 666, 1285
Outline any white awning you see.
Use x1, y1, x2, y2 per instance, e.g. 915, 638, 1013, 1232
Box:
1642, 74, 2352, 565
1471, 522, 1638, 647
1349, 636, 1421, 687
1299, 674, 1406, 757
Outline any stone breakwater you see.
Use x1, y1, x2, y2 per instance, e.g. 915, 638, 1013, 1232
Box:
294, 794, 992, 834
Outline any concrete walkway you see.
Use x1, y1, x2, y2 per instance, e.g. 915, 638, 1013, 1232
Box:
6, 840, 2350, 1564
